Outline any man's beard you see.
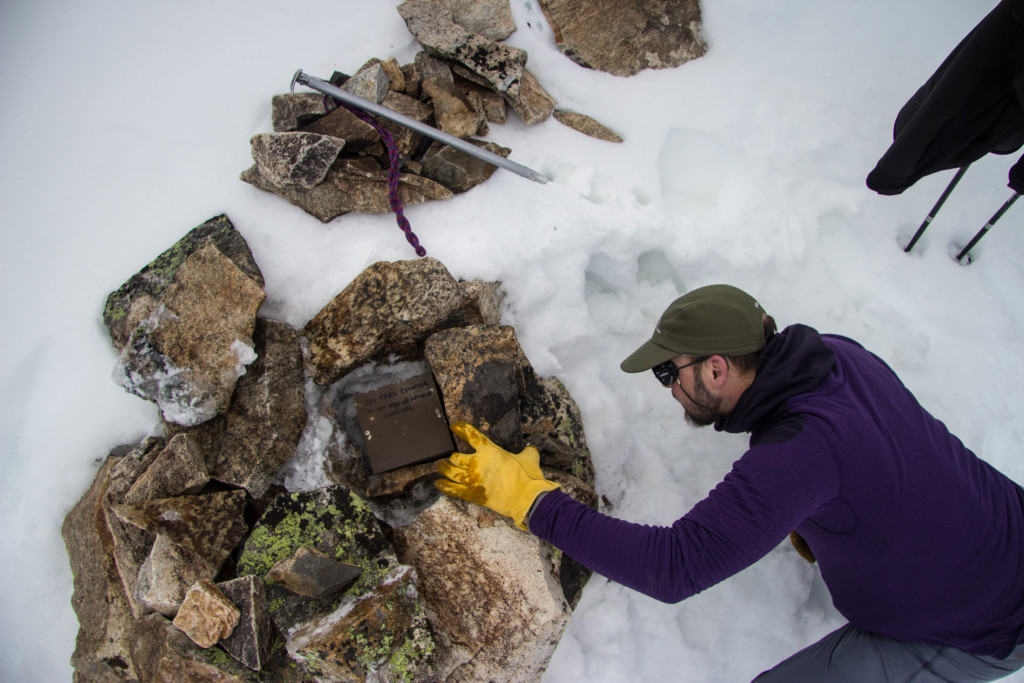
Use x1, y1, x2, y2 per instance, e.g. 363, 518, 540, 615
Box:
681, 367, 722, 427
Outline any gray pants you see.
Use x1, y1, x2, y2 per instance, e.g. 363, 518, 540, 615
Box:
753, 624, 1024, 682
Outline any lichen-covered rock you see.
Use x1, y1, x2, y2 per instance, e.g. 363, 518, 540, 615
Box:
304, 258, 468, 385
538, 0, 707, 76
288, 565, 436, 682
393, 495, 575, 681
173, 580, 241, 648
111, 240, 266, 427
398, 0, 528, 97
235, 486, 401, 633
103, 215, 264, 350
424, 324, 524, 452
519, 368, 596, 487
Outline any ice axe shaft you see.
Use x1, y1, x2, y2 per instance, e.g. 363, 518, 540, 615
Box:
291, 70, 548, 184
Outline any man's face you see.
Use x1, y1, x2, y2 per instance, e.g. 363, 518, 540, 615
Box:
669, 355, 722, 427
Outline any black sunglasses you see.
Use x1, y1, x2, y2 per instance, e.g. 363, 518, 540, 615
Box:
652, 357, 708, 387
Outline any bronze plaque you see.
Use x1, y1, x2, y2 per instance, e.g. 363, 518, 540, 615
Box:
354, 373, 454, 474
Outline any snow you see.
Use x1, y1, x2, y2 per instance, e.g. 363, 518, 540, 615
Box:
2, 0, 1023, 680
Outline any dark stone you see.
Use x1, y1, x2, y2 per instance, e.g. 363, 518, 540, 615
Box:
217, 575, 274, 671
366, 461, 441, 499
297, 104, 380, 151
420, 139, 510, 192
266, 547, 363, 598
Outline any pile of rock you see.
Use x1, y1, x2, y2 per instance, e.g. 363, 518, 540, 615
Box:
240, 0, 652, 224
64, 214, 597, 681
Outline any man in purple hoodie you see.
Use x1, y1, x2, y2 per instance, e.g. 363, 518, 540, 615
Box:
435, 284, 1024, 681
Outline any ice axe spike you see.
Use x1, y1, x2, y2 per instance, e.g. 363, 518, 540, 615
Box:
290, 69, 549, 185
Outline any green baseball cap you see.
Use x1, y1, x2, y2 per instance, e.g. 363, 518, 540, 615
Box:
620, 284, 768, 372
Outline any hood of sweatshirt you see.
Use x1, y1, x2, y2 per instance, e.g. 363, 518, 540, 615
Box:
714, 324, 835, 437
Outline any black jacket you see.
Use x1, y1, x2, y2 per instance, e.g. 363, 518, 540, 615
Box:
866, 0, 1024, 195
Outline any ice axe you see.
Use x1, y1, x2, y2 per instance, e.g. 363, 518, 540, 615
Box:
290, 69, 549, 184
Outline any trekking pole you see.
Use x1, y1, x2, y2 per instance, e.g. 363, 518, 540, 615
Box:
953, 191, 1021, 264
904, 165, 970, 253
290, 70, 549, 184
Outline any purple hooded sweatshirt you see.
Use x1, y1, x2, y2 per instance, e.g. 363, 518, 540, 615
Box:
529, 324, 1024, 657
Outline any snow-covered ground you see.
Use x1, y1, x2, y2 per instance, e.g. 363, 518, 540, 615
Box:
3, 0, 1023, 680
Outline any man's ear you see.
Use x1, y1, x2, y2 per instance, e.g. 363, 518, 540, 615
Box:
706, 355, 730, 387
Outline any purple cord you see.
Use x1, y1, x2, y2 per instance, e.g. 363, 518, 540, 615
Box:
324, 96, 426, 257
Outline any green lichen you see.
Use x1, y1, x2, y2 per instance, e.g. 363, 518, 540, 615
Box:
105, 303, 128, 323
237, 488, 397, 604
237, 494, 334, 577
202, 646, 232, 668
387, 630, 434, 682
352, 629, 394, 673
348, 489, 372, 515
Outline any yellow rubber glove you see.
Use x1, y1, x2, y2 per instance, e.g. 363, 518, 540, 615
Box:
435, 422, 560, 530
